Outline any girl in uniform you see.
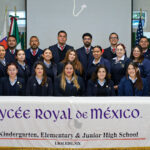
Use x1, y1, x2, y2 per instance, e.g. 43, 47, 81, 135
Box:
54, 61, 85, 96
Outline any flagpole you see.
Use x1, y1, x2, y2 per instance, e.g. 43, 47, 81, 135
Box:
140, 8, 142, 18
14, 6, 17, 16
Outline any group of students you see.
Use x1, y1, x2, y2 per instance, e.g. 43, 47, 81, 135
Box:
0, 30, 150, 96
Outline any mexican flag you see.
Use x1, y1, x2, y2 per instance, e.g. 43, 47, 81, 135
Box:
0, 8, 8, 49
9, 15, 21, 49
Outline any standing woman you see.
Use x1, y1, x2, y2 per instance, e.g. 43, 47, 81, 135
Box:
38, 48, 57, 82
0, 45, 9, 78
130, 45, 150, 89
16, 49, 30, 82
54, 61, 85, 96
26, 61, 53, 96
57, 49, 83, 77
0, 63, 25, 96
111, 43, 130, 92
87, 64, 115, 96
118, 62, 149, 96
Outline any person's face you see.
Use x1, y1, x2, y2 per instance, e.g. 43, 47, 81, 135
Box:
128, 65, 136, 78
92, 47, 102, 59
30, 37, 40, 50
7, 37, 17, 49
35, 64, 44, 77
116, 45, 125, 58
57, 32, 67, 45
139, 38, 149, 50
133, 47, 141, 59
64, 64, 74, 78
42, 50, 52, 61
97, 68, 106, 81
0, 46, 6, 59
83, 36, 92, 47
68, 51, 76, 62
16, 50, 25, 62
109, 34, 119, 46
7, 65, 18, 78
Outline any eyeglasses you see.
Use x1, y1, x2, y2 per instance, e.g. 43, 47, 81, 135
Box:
110, 37, 118, 39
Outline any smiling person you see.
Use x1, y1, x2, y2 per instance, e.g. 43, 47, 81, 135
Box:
0, 63, 25, 96
16, 50, 30, 82
87, 64, 115, 96
49, 30, 73, 64
57, 49, 83, 77
0, 45, 9, 78
87, 45, 111, 80
26, 61, 53, 96
54, 61, 85, 96
118, 62, 149, 96
111, 43, 130, 92
130, 45, 150, 91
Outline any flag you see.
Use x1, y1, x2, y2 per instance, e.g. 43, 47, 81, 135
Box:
0, 8, 8, 49
135, 16, 143, 45
9, 15, 21, 49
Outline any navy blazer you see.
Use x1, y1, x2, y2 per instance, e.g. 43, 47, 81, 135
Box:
54, 76, 85, 96
143, 49, 150, 60
26, 76, 53, 96
49, 44, 73, 64
76, 46, 93, 75
87, 57, 111, 80
111, 57, 131, 85
5, 49, 17, 63
118, 77, 149, 96
0, 58, 9, 78
102, 47, 116, 61
87, 79, 115, 96
0, 77, 25, 96
16, 62, 31, 82
25, 48, 43, 70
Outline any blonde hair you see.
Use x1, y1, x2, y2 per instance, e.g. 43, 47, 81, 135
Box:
60, 62, 80, 90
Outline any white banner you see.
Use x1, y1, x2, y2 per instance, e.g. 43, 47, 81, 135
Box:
0, 97, 150, 149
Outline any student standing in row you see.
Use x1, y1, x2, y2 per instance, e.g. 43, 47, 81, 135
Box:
54, 62, 85, 96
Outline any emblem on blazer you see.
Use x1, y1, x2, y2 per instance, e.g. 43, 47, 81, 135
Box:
45, 83, 48, 87
121, 64, 125, 68
17, 81, 22, 88
33, 83, 36, 87
106, 85, 108, 88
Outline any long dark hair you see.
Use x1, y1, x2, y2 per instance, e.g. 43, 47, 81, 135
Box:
34, 61, 47, 86
126, 62, 143, 90
91, 64, 111, 82
130, 45, 144, 63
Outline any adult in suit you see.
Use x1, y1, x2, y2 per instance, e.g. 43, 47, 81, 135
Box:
25, 36, 43, 70
76, 33, 93, 78
49, 30, 73, 64
139, 36, 150, 60
5, 35, 17, 63
0, 45, 9, 78
103, 32, 119, 61
118, 62, 149, 96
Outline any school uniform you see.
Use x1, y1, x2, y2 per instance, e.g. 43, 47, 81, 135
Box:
102, 47, 116, 61
87, 79, 115, 96
0, 58, 9, 78
16, 62, 30, 82
87, 57, 111, 80
49, 44, 73, 64
111, 56, 131, 85
26, 76, 53, 96
5, 49, 17, 63
54, 76, 85, 96
25, 48, 43, 70
0, 77, 25, 96
143, 49, 150, 60
76, 46, 93, 76
118, 76, 149, 96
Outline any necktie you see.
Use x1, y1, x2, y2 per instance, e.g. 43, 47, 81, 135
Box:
60, 46, 64, 51
86, 48, 89, 54
33, 50, 36, 56
11, 50, 14, 54
112, 48, 115, 53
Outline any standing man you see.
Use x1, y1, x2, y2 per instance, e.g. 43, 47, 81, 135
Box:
5, 35, 17, 63
139, 36, 150, 60
25, 36, 43, 70
103, 32, 119, 61
76, 33, 93, 77
49, 30, 73, 64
